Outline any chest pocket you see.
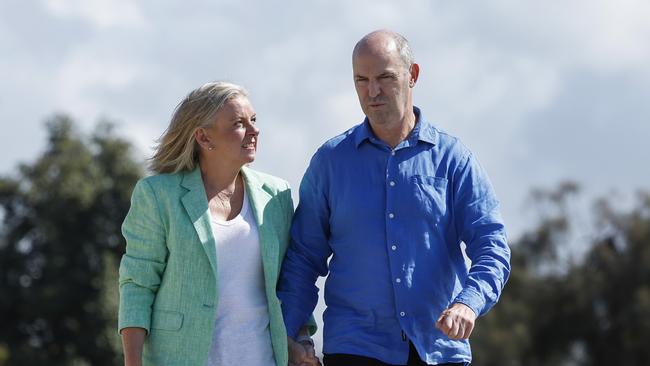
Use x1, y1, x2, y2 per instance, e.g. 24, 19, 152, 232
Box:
411, 175, 448, 219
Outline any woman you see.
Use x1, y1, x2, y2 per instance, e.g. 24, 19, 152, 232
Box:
118, 82, 318, 366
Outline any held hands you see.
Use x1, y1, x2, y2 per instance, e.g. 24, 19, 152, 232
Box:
288, 336, 321, 366
435, 303, 477, 340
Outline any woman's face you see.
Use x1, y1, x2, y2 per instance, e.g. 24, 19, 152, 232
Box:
200, 96, 259, 168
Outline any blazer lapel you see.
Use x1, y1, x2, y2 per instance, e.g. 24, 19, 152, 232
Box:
180, 167, 218, 278
242, 167, 280, 284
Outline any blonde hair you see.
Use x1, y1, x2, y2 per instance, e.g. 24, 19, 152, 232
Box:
149, 81, 248, 174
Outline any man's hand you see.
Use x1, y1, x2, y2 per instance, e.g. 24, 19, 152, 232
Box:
435, 303, 477, 340
288, 337, 321, 366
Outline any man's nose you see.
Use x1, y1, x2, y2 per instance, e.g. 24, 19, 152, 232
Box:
368, 80, 381, 98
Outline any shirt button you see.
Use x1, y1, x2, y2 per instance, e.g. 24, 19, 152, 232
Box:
396, 278, 401, 283
388, 213, 395, 219
389, 181, 395, 187
391, 245, 397, 251
391, 150, 396, 156
400, 311, 406, 317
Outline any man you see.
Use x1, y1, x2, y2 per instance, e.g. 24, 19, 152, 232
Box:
279, 30, 511, 365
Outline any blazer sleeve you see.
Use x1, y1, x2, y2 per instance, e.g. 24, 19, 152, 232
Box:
118, 179, 168, 334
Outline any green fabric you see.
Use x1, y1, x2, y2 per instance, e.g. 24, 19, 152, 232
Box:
118, 166, 303, 366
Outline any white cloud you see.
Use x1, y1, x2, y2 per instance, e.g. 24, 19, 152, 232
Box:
53, 45, 144, 122
2, 0, 649, 238
471, 0, 650, 75
43, 0, 147, 29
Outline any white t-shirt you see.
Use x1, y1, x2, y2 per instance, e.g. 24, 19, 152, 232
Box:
206, 190, 276, 366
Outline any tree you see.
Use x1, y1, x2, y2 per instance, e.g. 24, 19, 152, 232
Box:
472, 184, 650, 366
0, 115, 143, 365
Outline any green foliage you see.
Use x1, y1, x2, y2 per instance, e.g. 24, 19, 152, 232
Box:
472, 184, 650, 366
0, 115, 142, 365
1, 115, 648, 365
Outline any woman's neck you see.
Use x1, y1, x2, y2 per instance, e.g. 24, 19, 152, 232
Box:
199, 159, 242, 198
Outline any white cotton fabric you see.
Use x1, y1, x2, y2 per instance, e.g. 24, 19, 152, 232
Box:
206, 190, 276, 366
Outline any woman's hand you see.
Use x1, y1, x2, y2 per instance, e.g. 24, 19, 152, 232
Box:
288, 336, 321, 366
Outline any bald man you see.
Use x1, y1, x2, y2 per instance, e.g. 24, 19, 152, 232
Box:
278, 30, 511, 366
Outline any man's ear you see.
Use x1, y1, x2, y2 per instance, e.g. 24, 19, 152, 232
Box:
409, 63, 420, 87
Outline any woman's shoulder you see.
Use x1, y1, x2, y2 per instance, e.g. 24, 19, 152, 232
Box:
242, 166, 290, 192
134, 171, 185, 194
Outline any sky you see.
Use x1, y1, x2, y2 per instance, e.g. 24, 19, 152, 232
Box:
2, 0, 650, 350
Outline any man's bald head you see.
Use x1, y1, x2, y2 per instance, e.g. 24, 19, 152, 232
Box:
353, 29, 414, 69
351, 29, 420, 142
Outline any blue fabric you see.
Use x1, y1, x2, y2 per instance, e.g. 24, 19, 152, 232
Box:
278, 107, 511, 365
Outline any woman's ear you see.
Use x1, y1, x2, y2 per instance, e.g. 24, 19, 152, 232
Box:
194, 128, 214, 150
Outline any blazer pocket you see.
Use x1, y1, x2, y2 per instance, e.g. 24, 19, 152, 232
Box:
151, 310, 184, 331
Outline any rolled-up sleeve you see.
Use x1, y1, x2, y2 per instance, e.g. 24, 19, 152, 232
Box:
452, 152, 511, 317
118, 179, 168, 334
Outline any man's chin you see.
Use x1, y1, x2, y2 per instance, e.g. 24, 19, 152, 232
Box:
367, 112, 392, 125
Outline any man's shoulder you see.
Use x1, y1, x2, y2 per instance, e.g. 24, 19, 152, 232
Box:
307, 123, 362, 165
319, 124, 361, 151
428, 124, 472, 159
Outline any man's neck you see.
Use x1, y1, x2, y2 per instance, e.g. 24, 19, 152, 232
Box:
369, 109, 417, 149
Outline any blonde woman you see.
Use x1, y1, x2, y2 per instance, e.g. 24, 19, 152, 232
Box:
118, 82, 319, 366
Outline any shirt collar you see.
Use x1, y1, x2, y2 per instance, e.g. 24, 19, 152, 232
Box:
354, 106, 438, 148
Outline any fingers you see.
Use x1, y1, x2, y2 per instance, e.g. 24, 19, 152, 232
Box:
303, 344, 321, 366
304, 344, 316, 357
302, 357, 322, 366
435, 303, 476, 340
288, 337, 307, 363
435, 309, 453, 333
288, 337, 321, 366
462, 319, 475, 339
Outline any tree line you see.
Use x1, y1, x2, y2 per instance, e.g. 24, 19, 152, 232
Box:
0, 116, 648, 365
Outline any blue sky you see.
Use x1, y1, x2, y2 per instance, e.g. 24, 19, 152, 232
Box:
2, 0, 650, 348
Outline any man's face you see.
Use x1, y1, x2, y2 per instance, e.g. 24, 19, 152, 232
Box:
353, 45, 413, 126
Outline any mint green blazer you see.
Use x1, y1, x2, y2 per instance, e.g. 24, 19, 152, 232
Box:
118, 166, 310, 366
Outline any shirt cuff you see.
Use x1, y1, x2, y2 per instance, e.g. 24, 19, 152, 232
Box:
282, 309, 305, 339
453, 287, 486, 317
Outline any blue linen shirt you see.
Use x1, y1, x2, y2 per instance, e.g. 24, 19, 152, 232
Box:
278, 107, 511, 365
